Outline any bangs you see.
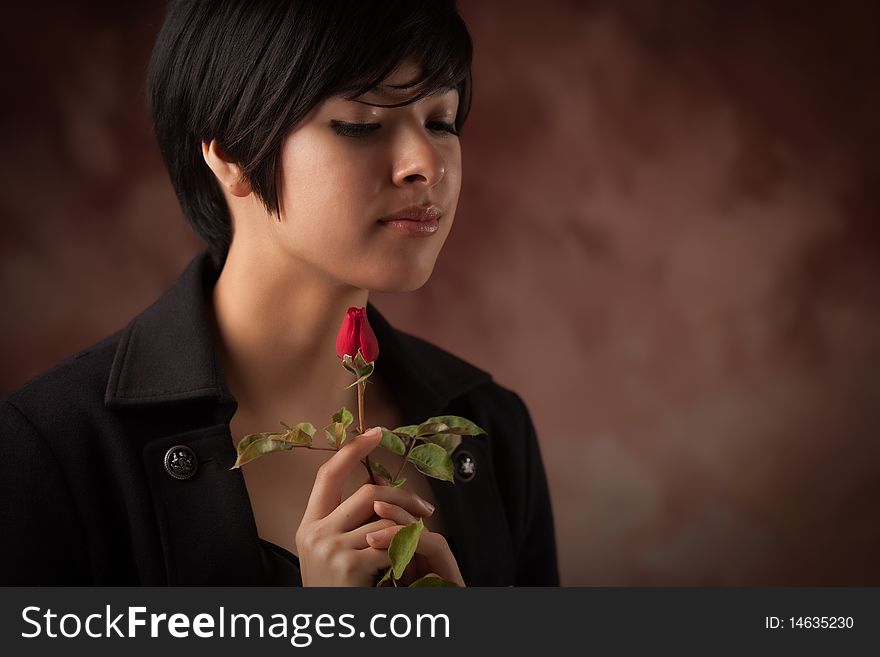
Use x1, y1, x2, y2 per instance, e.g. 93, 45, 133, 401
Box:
326, 1, 473, 124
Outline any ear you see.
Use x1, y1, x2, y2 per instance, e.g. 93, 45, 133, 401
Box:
202, 139, 252, 197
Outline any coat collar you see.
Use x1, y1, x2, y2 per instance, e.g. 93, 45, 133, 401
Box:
104, 251, 232, 410
104, 250, 491, 419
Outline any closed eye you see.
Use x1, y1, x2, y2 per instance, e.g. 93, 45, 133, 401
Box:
330, 120, 380, 138
427, 121, 459, 136
330, 120, 459, 138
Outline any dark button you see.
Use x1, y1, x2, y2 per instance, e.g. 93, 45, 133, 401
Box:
454, 449, 476, 482
164, 445, 198, 480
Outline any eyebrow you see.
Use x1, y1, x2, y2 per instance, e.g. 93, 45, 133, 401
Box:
352, 84, 458, 103
364, 85, 416, 100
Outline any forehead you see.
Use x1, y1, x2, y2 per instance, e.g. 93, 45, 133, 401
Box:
342, 60, 459, 105
352, 85, 459, 104
381, 61, 423, 88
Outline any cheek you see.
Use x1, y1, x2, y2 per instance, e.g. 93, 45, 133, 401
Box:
326, 154, 384, 200
280, 142, 378, 218
445, 146, 463, 195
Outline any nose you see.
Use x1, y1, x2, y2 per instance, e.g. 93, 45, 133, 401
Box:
390, 126, 446, 188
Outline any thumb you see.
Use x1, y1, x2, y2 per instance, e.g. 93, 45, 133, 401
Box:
302, 426, 382, 523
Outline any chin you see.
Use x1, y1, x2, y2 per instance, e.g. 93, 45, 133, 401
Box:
368, 265, 435, 294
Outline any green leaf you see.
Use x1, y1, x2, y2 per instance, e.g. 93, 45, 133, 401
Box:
416, 421, 450, 436
235, 431, 285, 456
298, 421, 317, 436
232, 434, 295, 468
370, 459, 394, 483
281, 422, 316, 446
408, 443, 454, 482
422, 433, 462, 455
392, 424, 419, 438
375, 566, 393, 587
409, 575, 458, 588
343, 352, 374, 380
379, 428, 406, 456
235, 423, 316, 464
324, 425, 342, 449
391, 478, 407, 488
332, 407, 354, 429
344, 362, 374, 389
422, 415, 487, 437
389, 518, 423, 580
322, 409, 353, 448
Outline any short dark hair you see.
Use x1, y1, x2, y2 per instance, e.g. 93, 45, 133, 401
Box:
147, 0, 474, 267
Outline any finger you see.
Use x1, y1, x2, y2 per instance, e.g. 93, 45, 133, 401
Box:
302, 427, 383, 523
341, 518, 397, 549
364, 524, 404, 547
373, 500, 419, 527
365, 527, 465, 586
363, 473, 389, 487
324, 483, 435, 533
356, 546, 396, 577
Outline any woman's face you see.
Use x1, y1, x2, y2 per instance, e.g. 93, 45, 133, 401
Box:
269, 61, 462, 293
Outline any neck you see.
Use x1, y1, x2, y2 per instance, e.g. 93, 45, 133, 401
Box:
210, 237, 370, 425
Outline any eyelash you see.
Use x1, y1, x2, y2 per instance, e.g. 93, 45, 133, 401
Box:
330, 120, 459, 138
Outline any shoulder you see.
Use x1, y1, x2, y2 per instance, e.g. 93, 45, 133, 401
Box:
405, 332, 535, 453
0, 339, 113, 584
382, 320, 533, 435
394, 327, 494, 390
2, 330, 122, 437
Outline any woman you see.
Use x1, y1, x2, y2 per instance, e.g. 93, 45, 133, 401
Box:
0, 0, 558, 586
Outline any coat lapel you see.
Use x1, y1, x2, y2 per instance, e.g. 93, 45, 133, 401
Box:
104, 253, 264, 584
141, 424, 265, 584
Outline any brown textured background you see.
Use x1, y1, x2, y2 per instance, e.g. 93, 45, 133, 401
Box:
2, 1, 879, 585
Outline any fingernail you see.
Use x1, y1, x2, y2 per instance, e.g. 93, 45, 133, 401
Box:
421, 499, 435, 514
364, 427, 381, 438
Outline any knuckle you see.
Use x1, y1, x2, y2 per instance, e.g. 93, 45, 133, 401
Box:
296, 529, 316, 554
315, 461, 335, 483
427, 531, 449, 549
358, 483, 379, 499
294, 523, 309, 545
331, 553, 357, 579
313, 536, 337, 562
397, 487, 424, 503
323, 536, 343, 557
298, 523, 329, 553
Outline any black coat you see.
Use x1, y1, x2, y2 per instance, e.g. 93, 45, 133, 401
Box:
0, 252, 559, 586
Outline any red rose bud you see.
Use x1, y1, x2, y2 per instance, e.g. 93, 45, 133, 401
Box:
336, 306, 379, 362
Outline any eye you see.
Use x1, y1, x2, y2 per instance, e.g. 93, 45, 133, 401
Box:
427, 121, 459, 136
330, 120, 380, 138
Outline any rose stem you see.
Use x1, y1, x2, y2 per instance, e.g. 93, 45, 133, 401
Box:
358, 380, 365, 433
359, 379, 378, 485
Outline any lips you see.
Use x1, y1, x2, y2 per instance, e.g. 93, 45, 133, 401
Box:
377, 205, 442, 237
378, 206, 442, 223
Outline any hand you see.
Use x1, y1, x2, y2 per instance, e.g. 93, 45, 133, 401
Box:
366, 501, 466, 587
296, 427, 437, 586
